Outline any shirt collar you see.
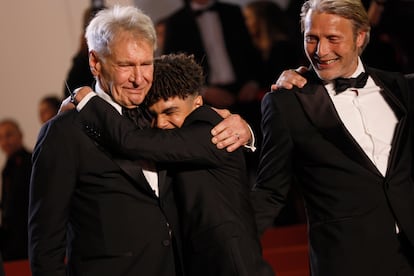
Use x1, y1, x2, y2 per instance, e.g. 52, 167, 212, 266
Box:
95, 82, 123, 114
351, 57, 365, 78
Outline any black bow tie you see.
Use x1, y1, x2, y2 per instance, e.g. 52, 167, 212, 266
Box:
334, 72, 369, 94
193, 3, 218, 17
122, 106, 151, 129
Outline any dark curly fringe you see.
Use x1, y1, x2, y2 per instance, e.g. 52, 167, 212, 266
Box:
144, 53, 205, 107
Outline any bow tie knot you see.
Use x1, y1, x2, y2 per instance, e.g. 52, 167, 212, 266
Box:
334, 72, 368, 94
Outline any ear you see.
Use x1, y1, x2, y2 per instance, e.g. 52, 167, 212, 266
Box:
356, 30, 366, 49
194, 95, 203, 108
89, 51, 100, 76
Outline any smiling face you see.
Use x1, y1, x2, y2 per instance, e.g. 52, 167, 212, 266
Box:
304, 11, 366, 80
90, 30, 154, 108
149, 95, 202, 129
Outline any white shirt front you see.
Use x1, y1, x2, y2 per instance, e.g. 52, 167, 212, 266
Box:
324, 58, 398, 177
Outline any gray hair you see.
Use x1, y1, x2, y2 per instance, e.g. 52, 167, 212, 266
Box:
300, 0, 371, 54
85, 5, 157, 58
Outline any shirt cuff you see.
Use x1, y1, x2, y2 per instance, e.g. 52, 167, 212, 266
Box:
244, 124, 257, 152
76, 91, 96, 111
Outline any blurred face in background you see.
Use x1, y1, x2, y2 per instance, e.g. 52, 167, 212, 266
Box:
0, 121, 23, 157
155, 21, 166, 51
243, 6, 257, 38
38, 101, 58, 123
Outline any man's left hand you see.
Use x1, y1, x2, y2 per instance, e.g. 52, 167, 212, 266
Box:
211, 110, 252, 152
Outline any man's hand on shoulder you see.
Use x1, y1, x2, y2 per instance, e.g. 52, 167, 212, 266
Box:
58, 86, 94, 114
271, 66, 309, 91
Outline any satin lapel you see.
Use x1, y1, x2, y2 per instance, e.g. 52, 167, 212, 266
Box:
96, 141, 155, 194
113, 158, 151, 186
157, 169, 166, 197
368, 69, 407, 175
295, 75, 381, 175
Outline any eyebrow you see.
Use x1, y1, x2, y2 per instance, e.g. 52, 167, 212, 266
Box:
161, 106, 179, 114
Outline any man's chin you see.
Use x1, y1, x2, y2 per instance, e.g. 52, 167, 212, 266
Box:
128, 96, 146, 106
314, 69, 335, 82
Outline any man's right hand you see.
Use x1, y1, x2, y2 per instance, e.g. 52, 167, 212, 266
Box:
271, 66, 309, 91
58, 86, 94, 114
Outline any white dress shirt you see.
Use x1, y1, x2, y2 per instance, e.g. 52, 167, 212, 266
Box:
324, 58, 398, 177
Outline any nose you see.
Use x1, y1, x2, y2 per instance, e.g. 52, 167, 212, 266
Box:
155, 116, 170, 129
316, 39, 329, 57
129, 66, 143, 85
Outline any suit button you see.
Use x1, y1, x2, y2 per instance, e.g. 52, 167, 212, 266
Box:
162, 239, 171, 246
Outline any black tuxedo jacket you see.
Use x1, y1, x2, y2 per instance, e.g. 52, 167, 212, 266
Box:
1, 148, 31, 260
29, 108, 179, 276
163, 2, 262, 90
78, 97, 274, 276
253, 67, 414, 276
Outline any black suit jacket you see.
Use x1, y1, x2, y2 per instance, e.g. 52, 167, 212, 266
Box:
253, 67, 414, 276
29, 108, 179, 276
1, 148, 31, 260
78, 97, 274, 276
163, 2, 262, 91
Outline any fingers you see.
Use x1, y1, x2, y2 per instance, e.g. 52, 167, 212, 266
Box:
272, 67, 308, 91
211, 123, 235, 146
213, 132, 244, 152
211, 114, 251, 152
211, 107, 231, 119
211, 120, 228, 139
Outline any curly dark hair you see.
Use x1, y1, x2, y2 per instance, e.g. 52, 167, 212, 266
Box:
144, 53, 205, 107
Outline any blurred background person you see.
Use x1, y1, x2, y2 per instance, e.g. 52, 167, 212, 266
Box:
38, 95, 61, 124
162, 0, 263, 116
243, 0, 304, 94
155, 17, 167, 57
365, 0, 414, 73
62, 1, 106, 98
358, 0, 402, 72
0, 119, 31, 261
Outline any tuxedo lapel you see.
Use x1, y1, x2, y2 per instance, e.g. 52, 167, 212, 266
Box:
368, 69, 408, 176
96, 141, 155, 195
295, 72, 381, 175
112, 157, 154, 194
157, 169, 167, 197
